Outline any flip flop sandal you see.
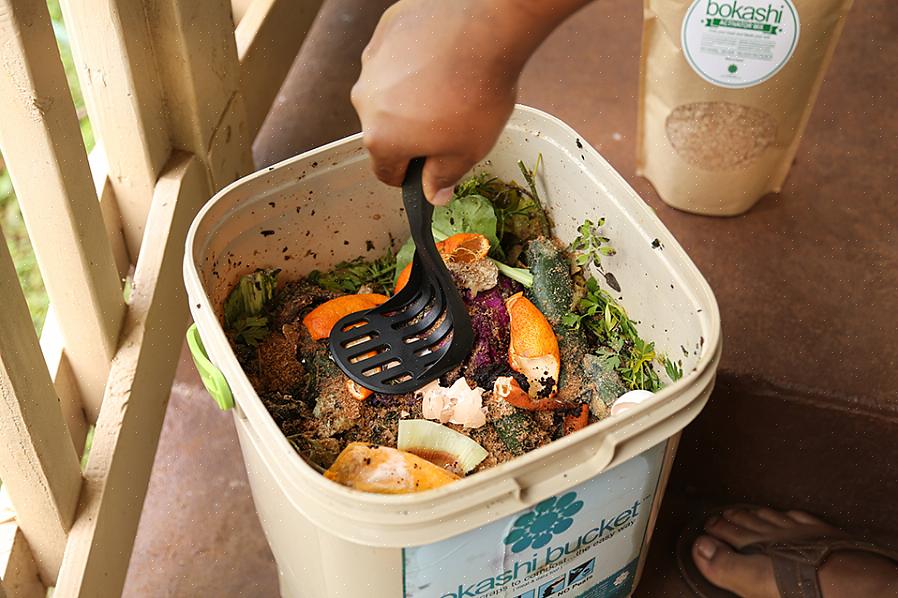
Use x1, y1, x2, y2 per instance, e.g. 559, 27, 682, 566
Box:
676, 504, 898, 598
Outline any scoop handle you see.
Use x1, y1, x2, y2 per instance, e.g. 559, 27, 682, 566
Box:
402, 158, 440, 270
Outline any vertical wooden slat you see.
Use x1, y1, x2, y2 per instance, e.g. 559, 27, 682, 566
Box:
147, 0, 253, 188
236, 0, 324, 140
206, 89, 254, 190
230, 0, 254, 25
65, 0, 253, 210
0, 0, 127, 421
39, 307, 88, 456
89, 146, 132, 279
0, 521, 46, 598
37, 147, 130, 456
0, 229, 83, 584
55, 153, 209, 598
148, 0, 239, 149
59, 0, 173, 256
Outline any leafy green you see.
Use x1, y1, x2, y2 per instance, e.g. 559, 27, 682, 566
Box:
308, 251, 396, 295
395, 226, 533, 288
432, 195, 502, 253
393, 168, 545, 288
569, 218, 616, 272
660, 356, 684, 382
449, 160, 550, 257
563, 221, 665, 392
223, 269, 280, 346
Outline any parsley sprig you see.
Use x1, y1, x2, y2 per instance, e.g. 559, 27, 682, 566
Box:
308, 252, 397, 295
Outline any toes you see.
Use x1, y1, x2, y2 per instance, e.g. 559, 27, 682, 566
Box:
786, 509, 829, 526
724, 508, 778, 533
785, 510, 844, 535
753, 507, 795, 528
692, 535, 779, 597
704, 515, 766, 549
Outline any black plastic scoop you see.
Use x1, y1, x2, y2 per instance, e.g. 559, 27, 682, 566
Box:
328, 158, 474, 394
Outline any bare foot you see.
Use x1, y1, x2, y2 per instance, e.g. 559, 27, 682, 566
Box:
691, 507, 898, 598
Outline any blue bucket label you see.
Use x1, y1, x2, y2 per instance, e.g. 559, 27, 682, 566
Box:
403, 442, 667, 598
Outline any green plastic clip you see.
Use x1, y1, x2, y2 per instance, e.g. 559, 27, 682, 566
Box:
186, 323, 235, 410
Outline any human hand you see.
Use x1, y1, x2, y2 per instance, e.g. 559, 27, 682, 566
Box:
352, 0, 587, 204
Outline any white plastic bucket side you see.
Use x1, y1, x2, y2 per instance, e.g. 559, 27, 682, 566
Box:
240, 400, 680, 598
232, 347, 713, 597
183, 105, 722, 597
235, 411, 404, 597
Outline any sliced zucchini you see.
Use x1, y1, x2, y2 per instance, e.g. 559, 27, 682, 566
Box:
525, 237, 574, 326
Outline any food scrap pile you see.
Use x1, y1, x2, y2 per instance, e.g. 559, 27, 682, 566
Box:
222, 162, 682, 494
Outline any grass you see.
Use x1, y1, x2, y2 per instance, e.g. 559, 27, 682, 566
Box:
1, 0, 94, 335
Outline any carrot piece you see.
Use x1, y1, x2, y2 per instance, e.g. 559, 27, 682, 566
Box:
563, 404, 590, 435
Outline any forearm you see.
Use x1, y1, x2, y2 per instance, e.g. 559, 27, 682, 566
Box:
475, 0, 596, 73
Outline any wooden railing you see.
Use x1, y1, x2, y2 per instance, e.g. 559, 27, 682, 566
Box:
0, 0, 323, 595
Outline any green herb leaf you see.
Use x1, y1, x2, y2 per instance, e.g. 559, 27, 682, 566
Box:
308, 252, 396, 295
569, 218, 616, 274
660, 356, 684, 382
394, 239, 417, 283
563, 219, 665, 392
223, 269, 280, 347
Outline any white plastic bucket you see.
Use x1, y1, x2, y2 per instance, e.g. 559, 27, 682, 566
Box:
184, 105, 721, 597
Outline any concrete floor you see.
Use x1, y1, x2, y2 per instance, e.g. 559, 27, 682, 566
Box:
123, 0, 897, 595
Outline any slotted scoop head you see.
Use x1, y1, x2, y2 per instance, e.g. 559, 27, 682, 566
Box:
328, 158, 474, 394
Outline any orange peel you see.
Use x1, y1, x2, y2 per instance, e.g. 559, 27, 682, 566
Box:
394, 262, 413, 294
438, 232, 490, 264
505, 292, 560, 398
493, 376, 565, 411
324, 443, 459, 493
394, 233, 490, 294
302, 293, 388, 341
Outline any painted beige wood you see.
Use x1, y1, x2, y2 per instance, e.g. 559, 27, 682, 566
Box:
35, 151, 128, 455
0, 522, 45, 598
147, 0, 249, 174
55, 153, 210, 598
0, 0, 127, 421
59, 0, 172, 256
207, 90, 254, 190
0, 229, 83, 584
231, 0, 254, 25
89, 146, 132, 279
39, 307, 89, 456
236, 0, 324, 140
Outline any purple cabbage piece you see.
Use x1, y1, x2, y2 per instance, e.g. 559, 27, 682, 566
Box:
464, 275, 522, 372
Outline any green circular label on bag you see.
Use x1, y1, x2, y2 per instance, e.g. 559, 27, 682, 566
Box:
681, 0, 800, 89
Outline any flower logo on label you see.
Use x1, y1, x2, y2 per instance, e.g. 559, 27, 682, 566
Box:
504, 491, 584, 553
